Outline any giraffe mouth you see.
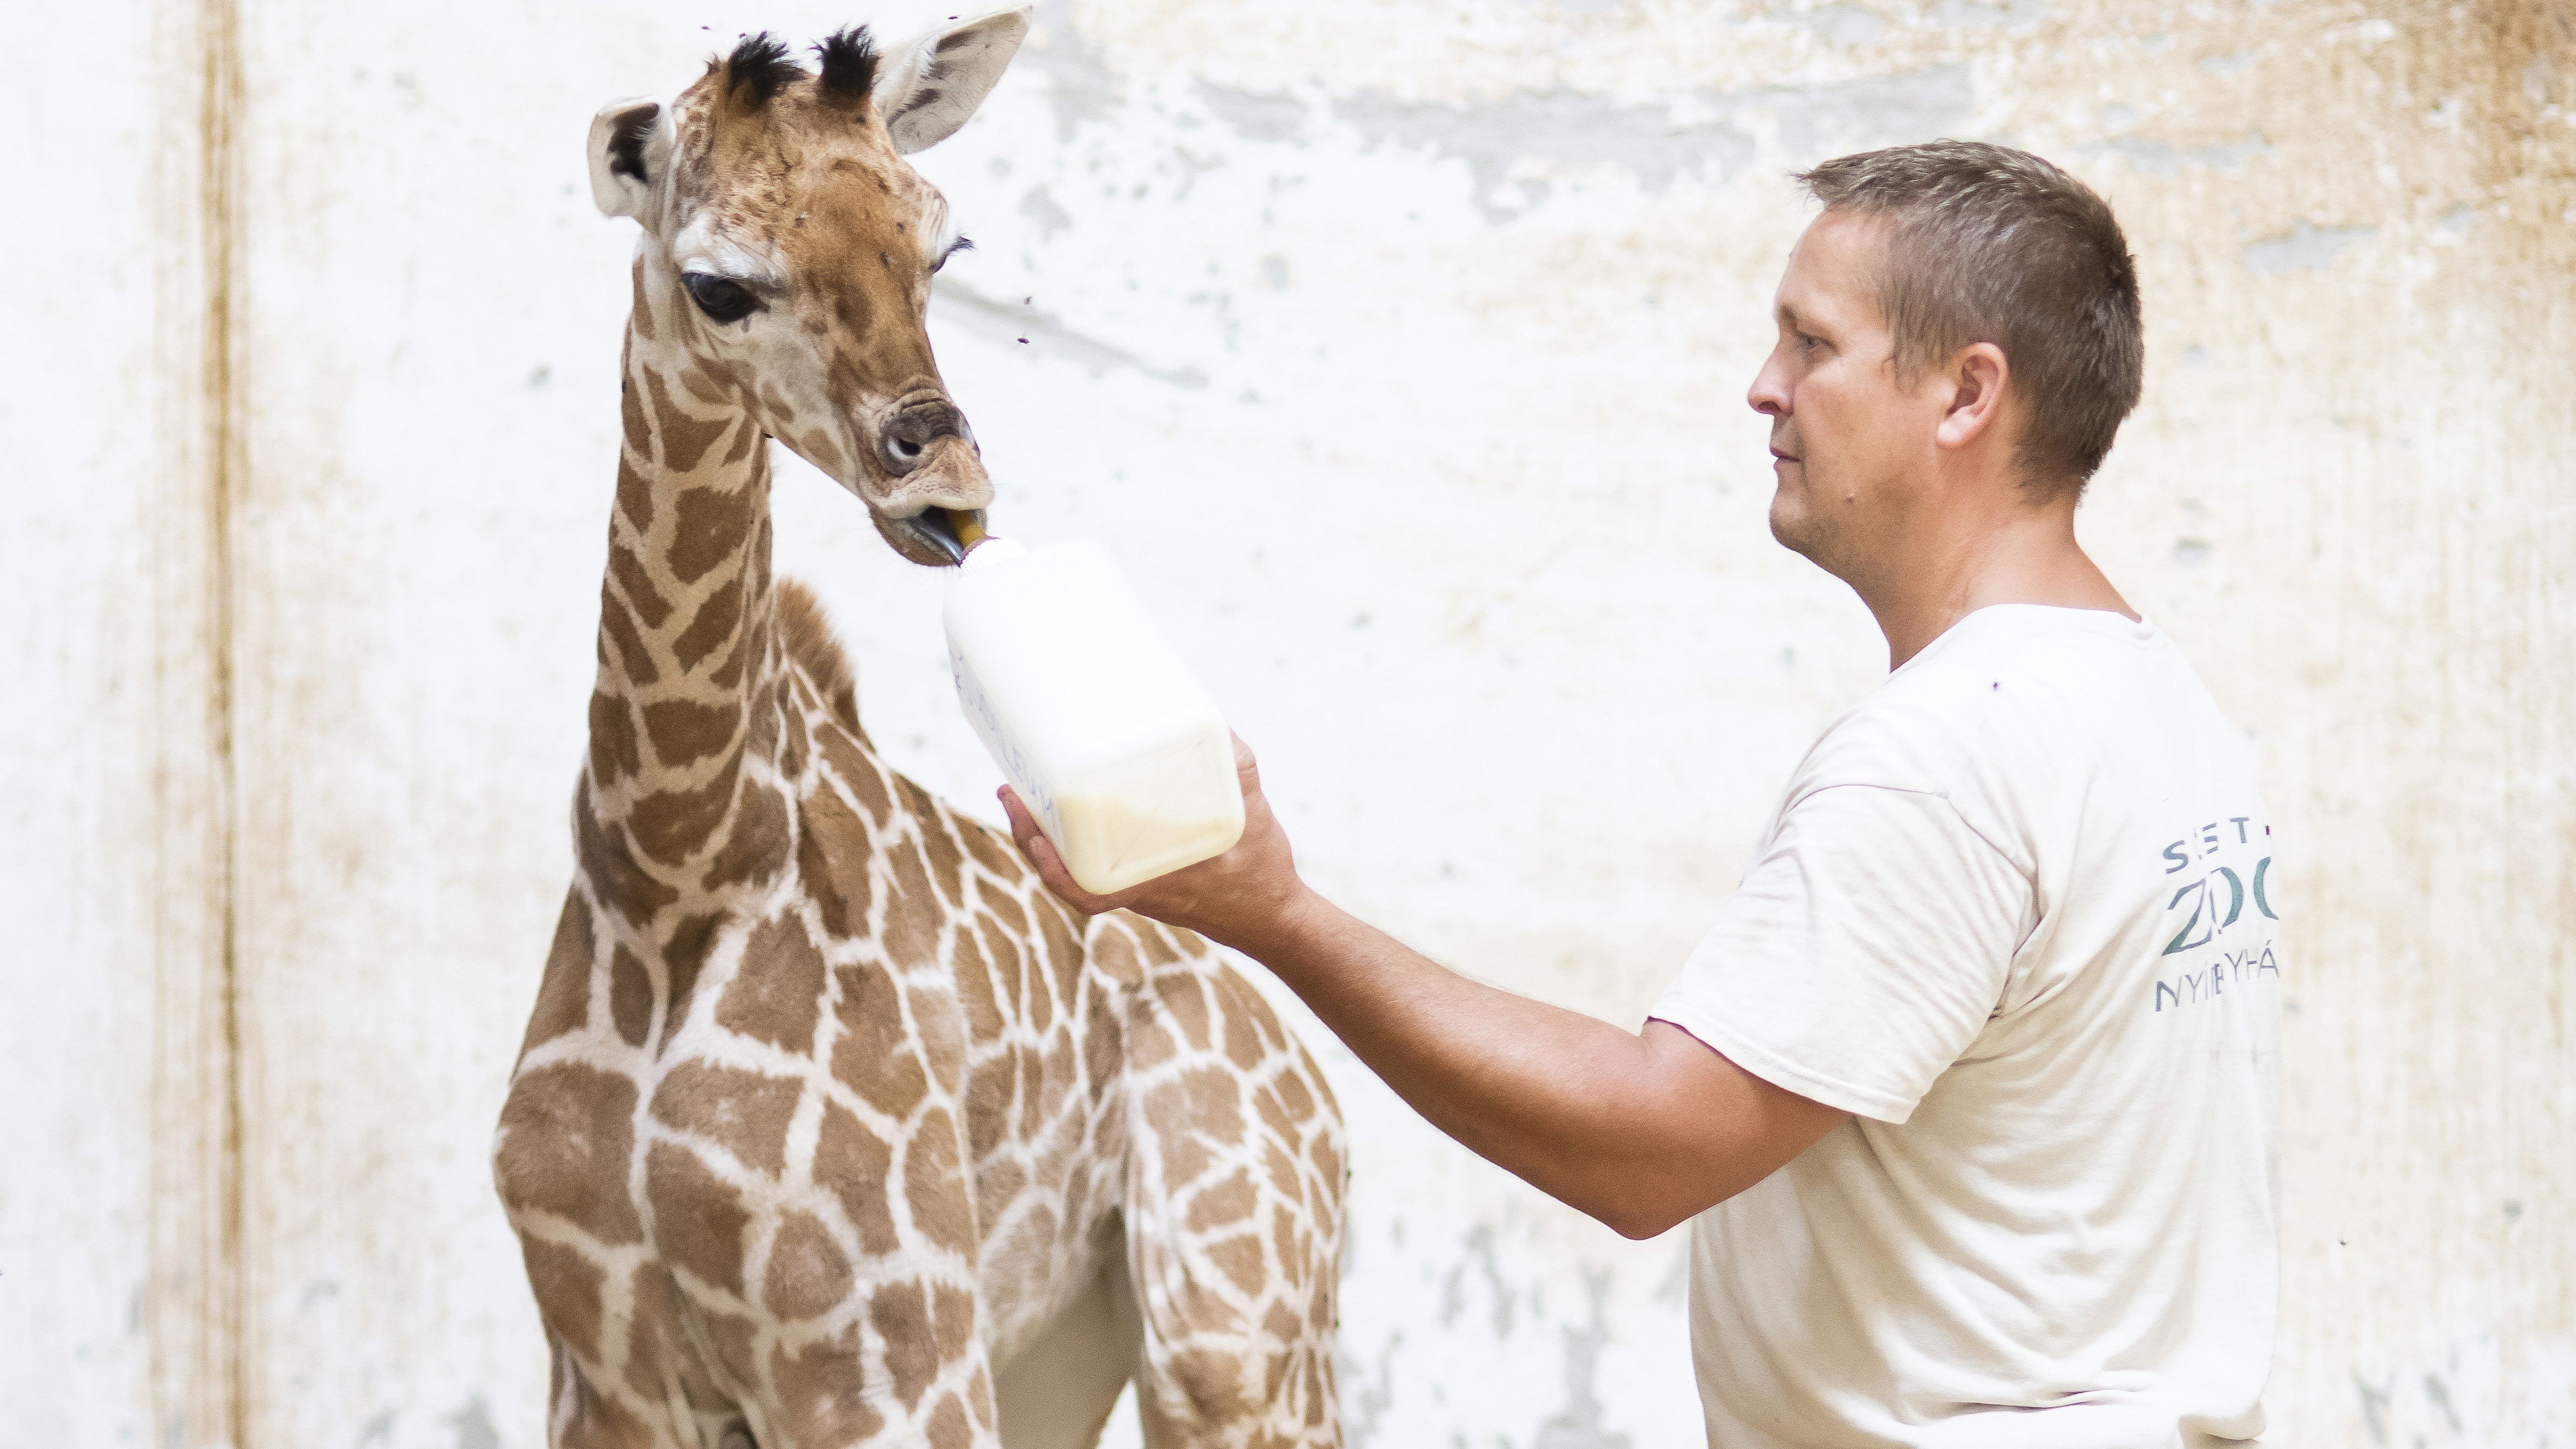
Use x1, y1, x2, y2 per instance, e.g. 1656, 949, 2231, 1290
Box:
901, 507, 988, 564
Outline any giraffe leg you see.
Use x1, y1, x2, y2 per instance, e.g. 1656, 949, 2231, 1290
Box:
1123, 967, 1346, 1448
991, 1249, 1143, 1449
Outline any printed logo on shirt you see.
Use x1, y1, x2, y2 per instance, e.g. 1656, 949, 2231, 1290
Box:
2150, 815, 2280, 1013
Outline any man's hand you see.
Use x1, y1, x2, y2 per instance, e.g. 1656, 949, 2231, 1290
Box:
998, 733, 1311, 952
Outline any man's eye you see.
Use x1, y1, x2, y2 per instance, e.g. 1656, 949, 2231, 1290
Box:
683, 273, 760, 324
935, 236, 975, 273
1795, 332, 1823, 352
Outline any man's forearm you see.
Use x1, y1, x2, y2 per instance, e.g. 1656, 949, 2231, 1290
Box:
1219, 887, 1816, 1238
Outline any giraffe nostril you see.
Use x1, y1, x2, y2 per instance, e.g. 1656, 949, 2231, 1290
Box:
876, 398, 970, 476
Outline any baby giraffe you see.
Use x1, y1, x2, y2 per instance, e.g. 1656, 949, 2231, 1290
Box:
490, 15, 1347, 1449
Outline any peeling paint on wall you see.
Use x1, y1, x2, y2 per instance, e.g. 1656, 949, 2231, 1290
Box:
9, 1, 2573, 1447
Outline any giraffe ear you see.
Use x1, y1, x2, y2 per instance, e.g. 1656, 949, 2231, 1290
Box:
871, 7, 1031, 155
587, 98, 669, 219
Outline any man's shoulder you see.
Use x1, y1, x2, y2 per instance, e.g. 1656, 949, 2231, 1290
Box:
1793, 608, 2186, 810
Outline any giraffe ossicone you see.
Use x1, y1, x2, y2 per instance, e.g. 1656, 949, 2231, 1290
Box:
493, 16, 1348, 1447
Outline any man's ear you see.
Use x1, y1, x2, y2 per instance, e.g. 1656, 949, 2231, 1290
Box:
1935, 342, 2011, 453
587, 98, 668, 219
872, 7, 1032, 155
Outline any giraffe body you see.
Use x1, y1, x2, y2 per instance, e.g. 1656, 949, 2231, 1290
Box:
493, 20, 1345, 1447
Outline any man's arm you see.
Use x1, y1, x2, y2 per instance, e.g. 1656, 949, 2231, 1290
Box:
1000, 739, 1845, 1239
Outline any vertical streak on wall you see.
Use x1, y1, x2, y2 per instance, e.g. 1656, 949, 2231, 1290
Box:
147, 0, 244, 1442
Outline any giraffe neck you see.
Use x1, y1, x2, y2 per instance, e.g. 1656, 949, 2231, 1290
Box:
577, 261, 796, 920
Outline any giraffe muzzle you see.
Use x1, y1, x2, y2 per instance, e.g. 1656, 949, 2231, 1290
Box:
877, 397, 971, 477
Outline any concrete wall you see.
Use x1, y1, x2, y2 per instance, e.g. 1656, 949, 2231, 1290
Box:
4, 0, 2569, 1445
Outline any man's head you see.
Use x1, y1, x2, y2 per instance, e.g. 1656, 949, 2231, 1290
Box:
1749, 141, 2141, 581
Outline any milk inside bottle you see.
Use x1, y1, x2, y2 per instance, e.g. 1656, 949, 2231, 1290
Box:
944, 537, 1245, 895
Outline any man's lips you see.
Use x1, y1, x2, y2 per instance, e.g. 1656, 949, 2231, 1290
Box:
1770, 447, 1801, 464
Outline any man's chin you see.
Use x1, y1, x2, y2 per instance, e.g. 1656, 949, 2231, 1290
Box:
1767, 489, 1822, 560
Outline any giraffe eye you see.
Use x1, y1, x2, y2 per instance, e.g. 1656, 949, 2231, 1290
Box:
935, 236, 974, 273
682, 273, 760, 324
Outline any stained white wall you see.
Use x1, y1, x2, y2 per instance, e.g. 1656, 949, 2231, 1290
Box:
5, 1, 2571, 1446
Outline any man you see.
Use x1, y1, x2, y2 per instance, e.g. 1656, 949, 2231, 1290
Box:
1003, 141, 2282, 1448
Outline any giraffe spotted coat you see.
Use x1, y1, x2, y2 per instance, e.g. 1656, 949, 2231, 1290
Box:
493, 20, 1345, 1449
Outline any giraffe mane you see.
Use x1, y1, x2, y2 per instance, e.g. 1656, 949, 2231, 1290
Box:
774, 578, 864, 736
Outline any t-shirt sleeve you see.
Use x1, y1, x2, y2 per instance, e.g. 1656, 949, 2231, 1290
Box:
1648, 783, 2033, 1123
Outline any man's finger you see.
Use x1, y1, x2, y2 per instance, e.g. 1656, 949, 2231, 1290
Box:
998, 787, 1104, 911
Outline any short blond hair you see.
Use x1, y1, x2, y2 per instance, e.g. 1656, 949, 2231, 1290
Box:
1797, 142, 2144, 493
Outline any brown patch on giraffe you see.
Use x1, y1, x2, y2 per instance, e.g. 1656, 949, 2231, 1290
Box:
761, 1210, 854, 1320
1271, 1199, 1302, 1279
1164, 1346, 1253, 1422
972, 1155, 1026, 1224
609, 944, 654, 1048
1208, 1234, 1267, 1297
832, 964, 931, 1120
881, 839, 946, 967
670, 486, 754, 584
1186, 1169, 1259, 1235
575, 787, 679, 917
978, 916, 1027, 1002
642, 1140, 754, 1297
646, 367, 735, 472
628, 766, 737, 864
919, 815, 967, 910
768, 1331, 887, 1444
1139, 921, 1192, 966
1262, 1302, 1301, 1349
958, 816, 1018, 877
962, 1053, 1012, 1163
911, 982, 965, 1079
642, 698, 738, 771
925, 1392, 974, 1449
650, 1060, 802, 1175
779, 698, 811, 782
1273, 1066, 1316, 1124
658, 910, 725, 1048
598, 588, 661, 686
613, 453, 657, 533
798, 785, 875, 939
1215, 977, 1275, 1074
620, 365, 651, 446
520, 892, 597, 1051
702, 780, 791, 890
720, 411, 759, 465
671, 573, 744, 672
607, 536, 673, 629
1036, 898, 1085, 983
628, 261, 657, 342
954, 925, 1004, 1042
1255, 1083, 1297, 1145
1158, 976, 1214, 1051
869, 1278, 941, 1410
699, 1306, 761, 1387
824, 727, 894, 821
814, 1102, 901, 1257
983, 886, 1028, 937
1087, 919, 1145, 990
905, 1110, 974, 1252
495, 1062, 645, 1244
1082, 995, 1124, 1097
718, 913, 827, 1055
517, 1236, 606, 1362
588, 689, 642, 783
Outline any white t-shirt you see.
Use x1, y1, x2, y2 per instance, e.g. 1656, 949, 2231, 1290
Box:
1650, 605, 2281, 1449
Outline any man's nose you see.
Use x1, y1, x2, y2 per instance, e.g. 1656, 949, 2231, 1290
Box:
1747, 353, 1790, 418
877, 397, 970, 476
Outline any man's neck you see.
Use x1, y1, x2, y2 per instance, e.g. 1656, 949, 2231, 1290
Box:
1856, 492, 2135, 671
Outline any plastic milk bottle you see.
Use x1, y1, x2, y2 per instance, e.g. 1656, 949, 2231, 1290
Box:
944, 536, 1245, 895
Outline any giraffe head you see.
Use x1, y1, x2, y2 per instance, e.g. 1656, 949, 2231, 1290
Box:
587, 11, 1030, 566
